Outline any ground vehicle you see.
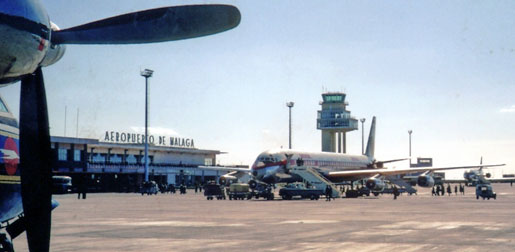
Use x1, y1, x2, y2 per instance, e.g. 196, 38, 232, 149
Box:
52, 176, 73, 194
345, 187, 370, 198
227, 183, 252, 200
476, 183, 496, 200
204, 183, 226, 200
249, 181, 275, 200
279, 183, 323, 200
140, 181, 159, 195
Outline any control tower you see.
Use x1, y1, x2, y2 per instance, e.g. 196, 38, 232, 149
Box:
317, 92, 358, 153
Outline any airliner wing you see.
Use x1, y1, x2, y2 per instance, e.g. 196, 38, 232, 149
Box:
198, 165, 250, 172
377, 158, 408, 164
442, 177, 515, 184
327, 164, 505, 178
487, 177, 515, 183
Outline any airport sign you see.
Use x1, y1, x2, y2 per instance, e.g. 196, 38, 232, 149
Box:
102, 131, 194, 148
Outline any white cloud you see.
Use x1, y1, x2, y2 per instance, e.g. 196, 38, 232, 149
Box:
130, 126, 180, 136
499, 105, 515, 113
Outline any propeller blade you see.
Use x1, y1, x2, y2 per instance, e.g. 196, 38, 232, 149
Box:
19, 67, 52, 252
51, 4, 240, 44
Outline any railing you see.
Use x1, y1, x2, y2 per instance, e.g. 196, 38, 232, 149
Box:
86, 163, 201, 174
317, 118, 359, 130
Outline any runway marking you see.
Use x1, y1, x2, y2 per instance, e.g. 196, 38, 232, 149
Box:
277, 220, 339, 224
379, 221, 506, 230
91, 219, 246, 227
351, 229, 414, 236
292, 241, 428, 252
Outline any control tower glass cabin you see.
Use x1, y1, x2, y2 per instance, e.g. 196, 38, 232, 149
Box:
317, 92, 358, 153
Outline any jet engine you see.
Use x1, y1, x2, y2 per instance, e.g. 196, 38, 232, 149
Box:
417, 175, 435, 187
248, 180, 257, 189
219, 174, 237, 186
365, 178, 386, 191
40, 22, 66, 67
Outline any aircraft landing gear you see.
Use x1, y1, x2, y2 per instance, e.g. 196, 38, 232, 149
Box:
0, 233, 13, 252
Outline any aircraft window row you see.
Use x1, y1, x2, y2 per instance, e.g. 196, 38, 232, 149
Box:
298, 160, 359, 168
258, 156, 277, 162
0, 99, 8, 112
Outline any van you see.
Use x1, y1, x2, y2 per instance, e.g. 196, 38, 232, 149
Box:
52, 176, 73, 194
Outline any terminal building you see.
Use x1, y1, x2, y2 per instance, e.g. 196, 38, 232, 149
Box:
51, 132, 230, 192
317, 92, 358, 153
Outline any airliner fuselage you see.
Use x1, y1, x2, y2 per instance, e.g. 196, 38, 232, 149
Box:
251, 149, 373, 184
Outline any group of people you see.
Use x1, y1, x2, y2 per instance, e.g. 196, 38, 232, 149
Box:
194, 183, 204, 193
432, 184, 465, 196
159, 183, 206, 194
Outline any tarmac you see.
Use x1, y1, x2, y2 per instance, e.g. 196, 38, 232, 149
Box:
13, 184, 515, 251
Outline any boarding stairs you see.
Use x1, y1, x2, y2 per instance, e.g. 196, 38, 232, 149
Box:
289, 166, 340, 198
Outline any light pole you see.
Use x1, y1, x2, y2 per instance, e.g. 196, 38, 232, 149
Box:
286, 102, 294, 149
141, 69, 153, 182
408, 130, 413, 167
360, 118, 366, 155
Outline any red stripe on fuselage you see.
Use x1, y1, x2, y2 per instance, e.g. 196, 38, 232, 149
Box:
252, 160, 286, 171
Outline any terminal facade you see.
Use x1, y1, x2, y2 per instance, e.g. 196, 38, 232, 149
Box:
51, 135, 228, 192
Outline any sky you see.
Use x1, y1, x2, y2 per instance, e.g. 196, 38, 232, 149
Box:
2, 1, 515, 178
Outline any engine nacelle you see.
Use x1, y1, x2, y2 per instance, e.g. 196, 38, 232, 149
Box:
248, 180, 257, 189
219, 174, 237, 186
417, 175, 435, 187
41, 22, 66, 67
365, 178, 386, 191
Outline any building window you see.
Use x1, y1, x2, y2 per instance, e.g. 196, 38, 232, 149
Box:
58, 149, 68, 161
126, 155, 137, 164
74, 150, 81, 161
204, 158, 212, 166
110, 154, 122, 164
92, 153, 105, 163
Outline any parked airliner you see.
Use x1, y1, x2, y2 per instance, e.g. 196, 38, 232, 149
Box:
249, 117, 505, 191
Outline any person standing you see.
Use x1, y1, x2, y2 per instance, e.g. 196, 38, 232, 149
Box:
393, 186, 399, 200
78, 175, 88, 199
325, 185, 332, 201
454, 185, 458, 195
77, 176, 83, 200
447, 184, 452, 196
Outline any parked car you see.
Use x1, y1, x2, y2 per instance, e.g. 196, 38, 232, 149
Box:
52, 176, 72, 194
476, 183, 496, 200
279, 183, 323, 200
140, 181, 159, 195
